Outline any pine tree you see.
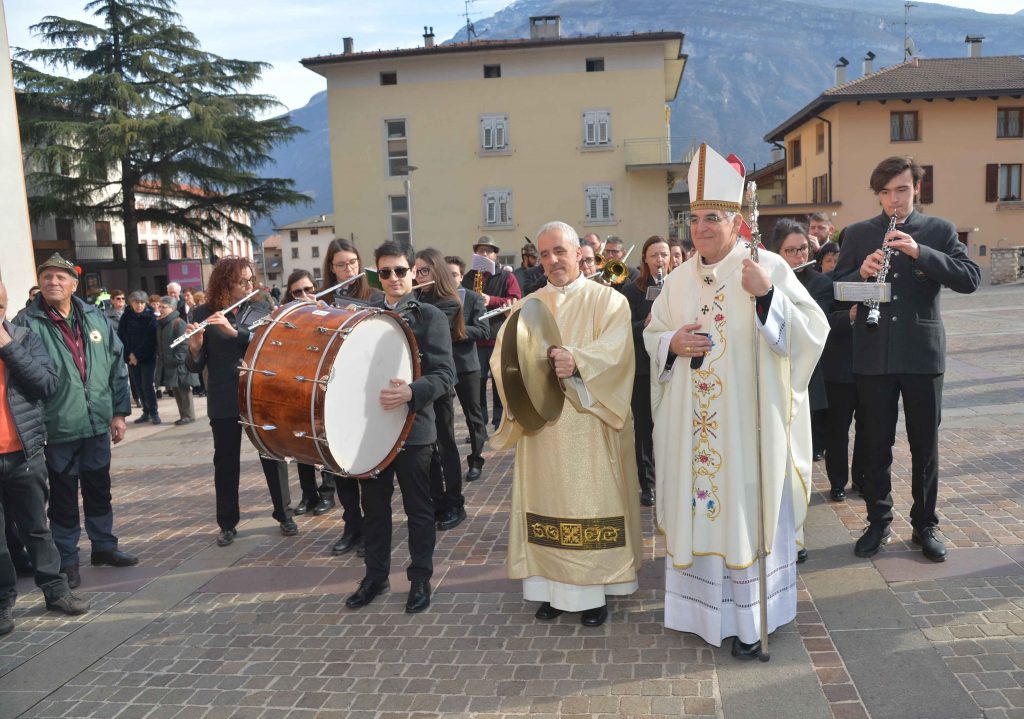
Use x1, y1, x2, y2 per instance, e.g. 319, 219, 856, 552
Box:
14, 0, 309, 289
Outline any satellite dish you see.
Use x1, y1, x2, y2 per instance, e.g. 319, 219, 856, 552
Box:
905, 37, 918, 57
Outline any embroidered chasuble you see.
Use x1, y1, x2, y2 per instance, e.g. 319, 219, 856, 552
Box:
490, 274, 642, 601
643, 242, 828, 643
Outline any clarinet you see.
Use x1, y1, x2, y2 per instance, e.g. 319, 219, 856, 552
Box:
864, 213, 899, 330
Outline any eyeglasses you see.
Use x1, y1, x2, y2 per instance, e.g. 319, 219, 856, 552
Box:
332, 258, 359, 270
415, 267, 431, 278
237, 277, 255, 287
291, 285, 316, 297
781, 245, 809, 257
686, 214, 728, 227
581, 258, 597, 265
377, 266, 410, 279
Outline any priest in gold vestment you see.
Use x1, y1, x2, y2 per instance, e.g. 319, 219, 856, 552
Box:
491, 221, 642, 628
644, 145, 829, 657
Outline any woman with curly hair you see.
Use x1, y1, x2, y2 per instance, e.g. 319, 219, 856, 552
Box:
185, 257, 298, 547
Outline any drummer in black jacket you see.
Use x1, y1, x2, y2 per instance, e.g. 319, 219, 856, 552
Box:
345, 242, 456, 615
619, 235, 670, 507
834, 155, 980, 563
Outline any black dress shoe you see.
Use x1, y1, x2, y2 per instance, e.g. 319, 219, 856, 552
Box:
90, 549, 139, 567
279, 519, 298, 536
133, 414, 151, 424
465, 465, 483, 483
62, 564, 81, 589
293, 501, 310, 516
813, 451, 825, 462
854, 523, 891, 558
312, 496, 335, 516
581, 604, 608, 627
797, 548, 808, 564
346, 577, 389, 609
331, 532, 362, 555
437, 507, 467, 531
829, 487, 846, 501
640, 488, 655, 507
405, 580, 431, 614
216, 528, 237, 546
534, 602, 564, 621
731, 636, 762, 660
912, 527, 947, 562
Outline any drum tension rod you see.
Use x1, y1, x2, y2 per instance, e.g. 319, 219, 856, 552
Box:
293, 430, 329, 444
239, 420, 277, 431
295, 375, 331, 387
238, 365, 277, 377
258, 319, 298, 329
317, 326, 353, 336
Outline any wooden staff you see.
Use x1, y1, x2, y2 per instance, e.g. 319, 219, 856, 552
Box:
747, 180, 771, 662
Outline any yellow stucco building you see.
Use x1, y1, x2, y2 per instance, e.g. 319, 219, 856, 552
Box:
302, 17, 686, 263
764, 52, 1024, 268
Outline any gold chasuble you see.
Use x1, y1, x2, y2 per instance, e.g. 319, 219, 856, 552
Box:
491, 275, 643, 590
645, 242, 829, 570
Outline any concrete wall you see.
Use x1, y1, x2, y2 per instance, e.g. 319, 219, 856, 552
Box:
0, 1, 39, 316
313, 40, 678, 262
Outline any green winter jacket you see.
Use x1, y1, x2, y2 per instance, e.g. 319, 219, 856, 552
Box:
14, 293, 131, 443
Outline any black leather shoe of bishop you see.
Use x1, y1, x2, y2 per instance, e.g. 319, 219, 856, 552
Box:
640, 488, 655, 507
731, 637, 762, 660
465, 465, 483, 483
829, 487, 846, 502
405, 580, 431, 614
912, 527, 947, 562
345, 577, 389, 609
581, 604, 608, 627
796, 548, 808, 564
534, 602, 564, 621
854, 523, 892, 558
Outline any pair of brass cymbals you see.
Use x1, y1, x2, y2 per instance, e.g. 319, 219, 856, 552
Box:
500, 298, 565, 434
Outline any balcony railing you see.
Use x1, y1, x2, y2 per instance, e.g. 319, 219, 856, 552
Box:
624, 137, 697, 169
75, 243, 115, 262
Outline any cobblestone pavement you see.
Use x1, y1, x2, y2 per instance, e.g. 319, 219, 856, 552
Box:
1, 281, 1022, 718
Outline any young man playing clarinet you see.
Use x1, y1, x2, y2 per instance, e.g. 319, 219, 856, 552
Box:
833, 156, 980, 562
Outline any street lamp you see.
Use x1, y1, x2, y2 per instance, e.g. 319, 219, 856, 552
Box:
395, 164, 419, 250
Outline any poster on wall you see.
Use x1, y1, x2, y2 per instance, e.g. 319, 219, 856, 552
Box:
168, 260, 203, 290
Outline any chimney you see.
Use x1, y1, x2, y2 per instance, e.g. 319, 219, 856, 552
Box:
771, 146, 783, 163
965, 35, 984, 58
863, 51, 876, 75
834, 56, 849, 85
423, 26, 435, 48
343, 37, 354, 55
529, 15, 561, 40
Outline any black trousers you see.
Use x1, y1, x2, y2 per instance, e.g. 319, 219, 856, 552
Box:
128, 360, 158, 417
824, 381, 866, 492
811, 409, 827, 455
630, 373, 654, 493
429, 392, 464, 517
296, 463, 320, 506
454, 370, 487, 469
854, 373, 943, 530
360, 444, 434, 583
210, 417, 291, 530
323, 472, 363, 537
0, 451, 66, 607
477, 345, 503, 428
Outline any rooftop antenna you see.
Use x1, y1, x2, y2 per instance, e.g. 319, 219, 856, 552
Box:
904, 1, 917, 60
462, 0, 484, 42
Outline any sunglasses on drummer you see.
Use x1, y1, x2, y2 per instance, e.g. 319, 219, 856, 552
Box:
291, 285, 316, 297
377, 266, 411, 279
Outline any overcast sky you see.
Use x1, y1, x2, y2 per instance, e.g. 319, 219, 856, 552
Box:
5, 0, 1023, 113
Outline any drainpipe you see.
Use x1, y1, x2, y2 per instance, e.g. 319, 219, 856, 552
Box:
812, 114, 833, 203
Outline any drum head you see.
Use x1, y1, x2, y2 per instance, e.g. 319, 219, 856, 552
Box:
322, 313, 414, 475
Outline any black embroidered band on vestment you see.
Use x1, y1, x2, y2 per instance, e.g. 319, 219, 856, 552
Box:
525, 513, 627, 550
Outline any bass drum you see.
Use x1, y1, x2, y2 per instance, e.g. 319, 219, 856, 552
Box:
239, 301, 419, 477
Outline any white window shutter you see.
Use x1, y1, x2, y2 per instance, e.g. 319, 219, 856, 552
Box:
597, 116, 609, 144
486, 194, 497, 224
585, 114, 596, 145
601, 191, 611, 219
495, 120, 506, 149
482, 119, 493, 150
500, 192, 510, 223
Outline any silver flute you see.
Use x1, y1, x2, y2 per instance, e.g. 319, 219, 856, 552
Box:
171, 290, 259, 348
864, 213, 899, 330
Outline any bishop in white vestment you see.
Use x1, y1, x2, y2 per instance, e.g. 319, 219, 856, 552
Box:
644, 144, 828, 655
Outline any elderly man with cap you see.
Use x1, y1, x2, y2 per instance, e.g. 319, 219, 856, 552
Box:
461, 237, 521, 432
645, 144, 828, 659
513, 242, 547, 297
15, 254, 138, 589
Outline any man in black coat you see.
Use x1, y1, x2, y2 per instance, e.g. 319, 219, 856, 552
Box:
834, 155, 980, 562
0, 282, 89, 635
345, 242, 456, 615
513, 242, 547, 297
446, 256, 490, 483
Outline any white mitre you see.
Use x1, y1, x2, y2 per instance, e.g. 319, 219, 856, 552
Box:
688, 143, 745, 213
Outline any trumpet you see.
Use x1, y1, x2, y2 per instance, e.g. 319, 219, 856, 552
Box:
171, 290, 259, 348
596, 244, 635, 286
